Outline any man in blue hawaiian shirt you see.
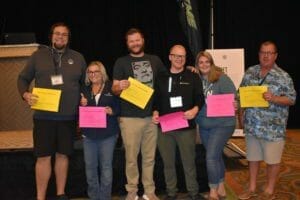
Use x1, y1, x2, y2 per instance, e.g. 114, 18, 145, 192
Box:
238, 41, 296, 200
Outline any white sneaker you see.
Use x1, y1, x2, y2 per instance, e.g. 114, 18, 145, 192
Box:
126, 191, 139, 200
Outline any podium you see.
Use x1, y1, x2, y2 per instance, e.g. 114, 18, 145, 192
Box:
0, 44, 39, 131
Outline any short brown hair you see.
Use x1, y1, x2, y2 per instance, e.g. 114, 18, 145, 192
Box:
125, 28, 144, 41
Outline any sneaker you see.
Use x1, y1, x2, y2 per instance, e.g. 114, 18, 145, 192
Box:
238, 190, 258, 200
56, 194, 69, 200
142, 193, 160, 200
259, 192, 276, 200
126, 191, 139, 200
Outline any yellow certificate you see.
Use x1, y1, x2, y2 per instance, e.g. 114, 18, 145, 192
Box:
120, 77, 154, 109
31, 87, 62, 112
239, 86, 269, 108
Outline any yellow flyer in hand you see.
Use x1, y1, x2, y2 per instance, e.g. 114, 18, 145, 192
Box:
31, 87, 62, 112
239, 86, 269, 107
120, 77, 154, 109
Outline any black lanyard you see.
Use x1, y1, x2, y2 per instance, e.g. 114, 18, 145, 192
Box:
259, 72, 269, 85
52, 49, 62, 75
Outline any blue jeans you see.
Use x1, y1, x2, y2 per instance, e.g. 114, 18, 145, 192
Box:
199, 126, 235, 188
83, 135, 117, 200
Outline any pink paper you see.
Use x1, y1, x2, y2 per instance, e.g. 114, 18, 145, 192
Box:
207, 93, 235, 117
159, 111, 189, 133
79, 106, 107, 128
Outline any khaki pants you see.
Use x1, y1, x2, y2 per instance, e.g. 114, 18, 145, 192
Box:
119, 117, 158, 194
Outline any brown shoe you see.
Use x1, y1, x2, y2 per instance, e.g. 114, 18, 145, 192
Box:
238, 190, 258, 200
259, 192, 275, 200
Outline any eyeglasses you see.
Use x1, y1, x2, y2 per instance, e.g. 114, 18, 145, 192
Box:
170, 54, 186, 59
259, 51, 277, 56
53, 32, 69, 37
87, 70, 100, 75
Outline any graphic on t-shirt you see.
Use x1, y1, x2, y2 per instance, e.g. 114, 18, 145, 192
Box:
132, 61, 153, 87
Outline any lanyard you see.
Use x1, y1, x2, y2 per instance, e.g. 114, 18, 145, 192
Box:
259, 72, 269, 85
168, 75, 182, 93
52, 49, 62, 75
168, 77, 172, 93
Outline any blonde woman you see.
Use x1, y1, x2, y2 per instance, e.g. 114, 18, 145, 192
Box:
80, 61, 120, 200
195, 51, 236, 200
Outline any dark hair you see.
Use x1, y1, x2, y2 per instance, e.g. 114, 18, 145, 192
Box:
48, 22, 71, 44
125, 28, 144, 41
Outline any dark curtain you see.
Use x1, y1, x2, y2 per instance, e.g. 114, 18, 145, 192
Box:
213, 1, 300, 128
2, 0, 209, 71
1, 0, 299, 127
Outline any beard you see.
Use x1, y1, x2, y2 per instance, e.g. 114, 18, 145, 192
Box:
128, 44, 145, 55
53, 42, 67, 50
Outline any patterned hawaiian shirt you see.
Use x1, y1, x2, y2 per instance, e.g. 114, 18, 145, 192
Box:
240, 64, 296, 141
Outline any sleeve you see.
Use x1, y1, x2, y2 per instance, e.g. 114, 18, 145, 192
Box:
17, 53, 36, 98
106, 81, 121, 116
239, 66, 254, 87
79, 55, 87, 87
220, 74, 237, 97
111, 95, 121, 116
237, 67, 252, 103
282, 73, 296, 104
112, 58, 124, 80
80, 85, 92, 106
239, 74, 247, 87
153, 56, 168, 112
152, 74, 160, 112
155, 55, 168, 75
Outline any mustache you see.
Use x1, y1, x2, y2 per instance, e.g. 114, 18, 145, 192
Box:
128, 43, 144, 52
130, 44, 142, 49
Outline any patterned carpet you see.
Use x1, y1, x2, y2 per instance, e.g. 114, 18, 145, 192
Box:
1, 130, 299, 199
225, 129, 300, 200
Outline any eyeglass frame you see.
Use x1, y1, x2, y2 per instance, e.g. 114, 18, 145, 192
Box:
87, 70, 101, 75
170, 54, 186, 59
259, 51, 277, 56
53, 32, 69, 37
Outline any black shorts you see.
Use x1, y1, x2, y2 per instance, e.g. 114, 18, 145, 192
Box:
33, 119, 76, 157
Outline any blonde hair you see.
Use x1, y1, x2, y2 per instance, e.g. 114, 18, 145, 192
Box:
85, 61, 109, 86
195, 51, 223, 83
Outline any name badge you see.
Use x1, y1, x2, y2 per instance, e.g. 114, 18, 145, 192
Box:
170, 96, 183, 108
51, 74, 64, 85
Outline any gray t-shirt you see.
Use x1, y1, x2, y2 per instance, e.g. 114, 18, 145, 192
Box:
113, 54, 166, 117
